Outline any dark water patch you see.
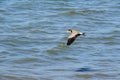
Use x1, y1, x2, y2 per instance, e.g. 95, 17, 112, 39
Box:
0, 75, 20, 80
46, 50, 58, 54
13, 57, 39, 63
95, 73, 110, 77
80, 9, 105, 14
0, 75, 36, 80
94, 72, 119, 79
73, 74, 92, 78
0, 59, 6, 63
0, 15, 6, 23
74, 73, 115, 79
72, 72, 116, 79
65, 11, 80, 15
98, 36, 115, 40
63, 9, 105, 16
112, 29, 120, 33
104, 41, 118, 45
47, 68, 68, 72
63, 56, 78, 61
75, 67, 94, 72
51, 7, 73, 11
30, 30, 49, 34
0, 9, 6, 13
0, 51, 10, 55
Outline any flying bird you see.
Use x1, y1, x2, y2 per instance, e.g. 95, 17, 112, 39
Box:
67, 29, 85, 46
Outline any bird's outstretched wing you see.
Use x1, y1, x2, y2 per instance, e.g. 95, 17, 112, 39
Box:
67, 37, 76, 46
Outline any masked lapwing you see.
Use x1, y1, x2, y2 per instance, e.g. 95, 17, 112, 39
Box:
67, 29, 85, 46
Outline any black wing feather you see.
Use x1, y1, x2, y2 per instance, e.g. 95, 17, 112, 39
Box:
67, 37, 76, 46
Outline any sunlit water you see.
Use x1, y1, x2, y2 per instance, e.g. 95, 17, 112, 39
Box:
0, 0, 120, 80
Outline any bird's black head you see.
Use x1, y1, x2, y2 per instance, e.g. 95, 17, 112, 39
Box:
67, 29, 72, 33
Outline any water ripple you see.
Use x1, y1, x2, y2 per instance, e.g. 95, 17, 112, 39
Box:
0, 0, 120, 80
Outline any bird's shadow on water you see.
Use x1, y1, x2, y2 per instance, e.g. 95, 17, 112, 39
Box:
45, 35, 70, 54
45, 42, 69, 54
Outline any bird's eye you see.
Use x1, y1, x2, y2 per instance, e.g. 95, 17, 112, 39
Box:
68, 29, 72, 32
68, 29, 71, 31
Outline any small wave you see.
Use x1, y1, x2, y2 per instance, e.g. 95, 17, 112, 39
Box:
63, 9, 105, 16
104, 41, 118, 45
73, 73, 111, 79
99, 36, 115, 40
0, 75, 20, 80
13, 57, 39, 64
66, 11, 80, 15
80, 9, 105, 14
0, 9, 6, 13
46, 49, 58, 54
73, 74, 92, 78
0, 75, 36, 80
29, 29, 50, 34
